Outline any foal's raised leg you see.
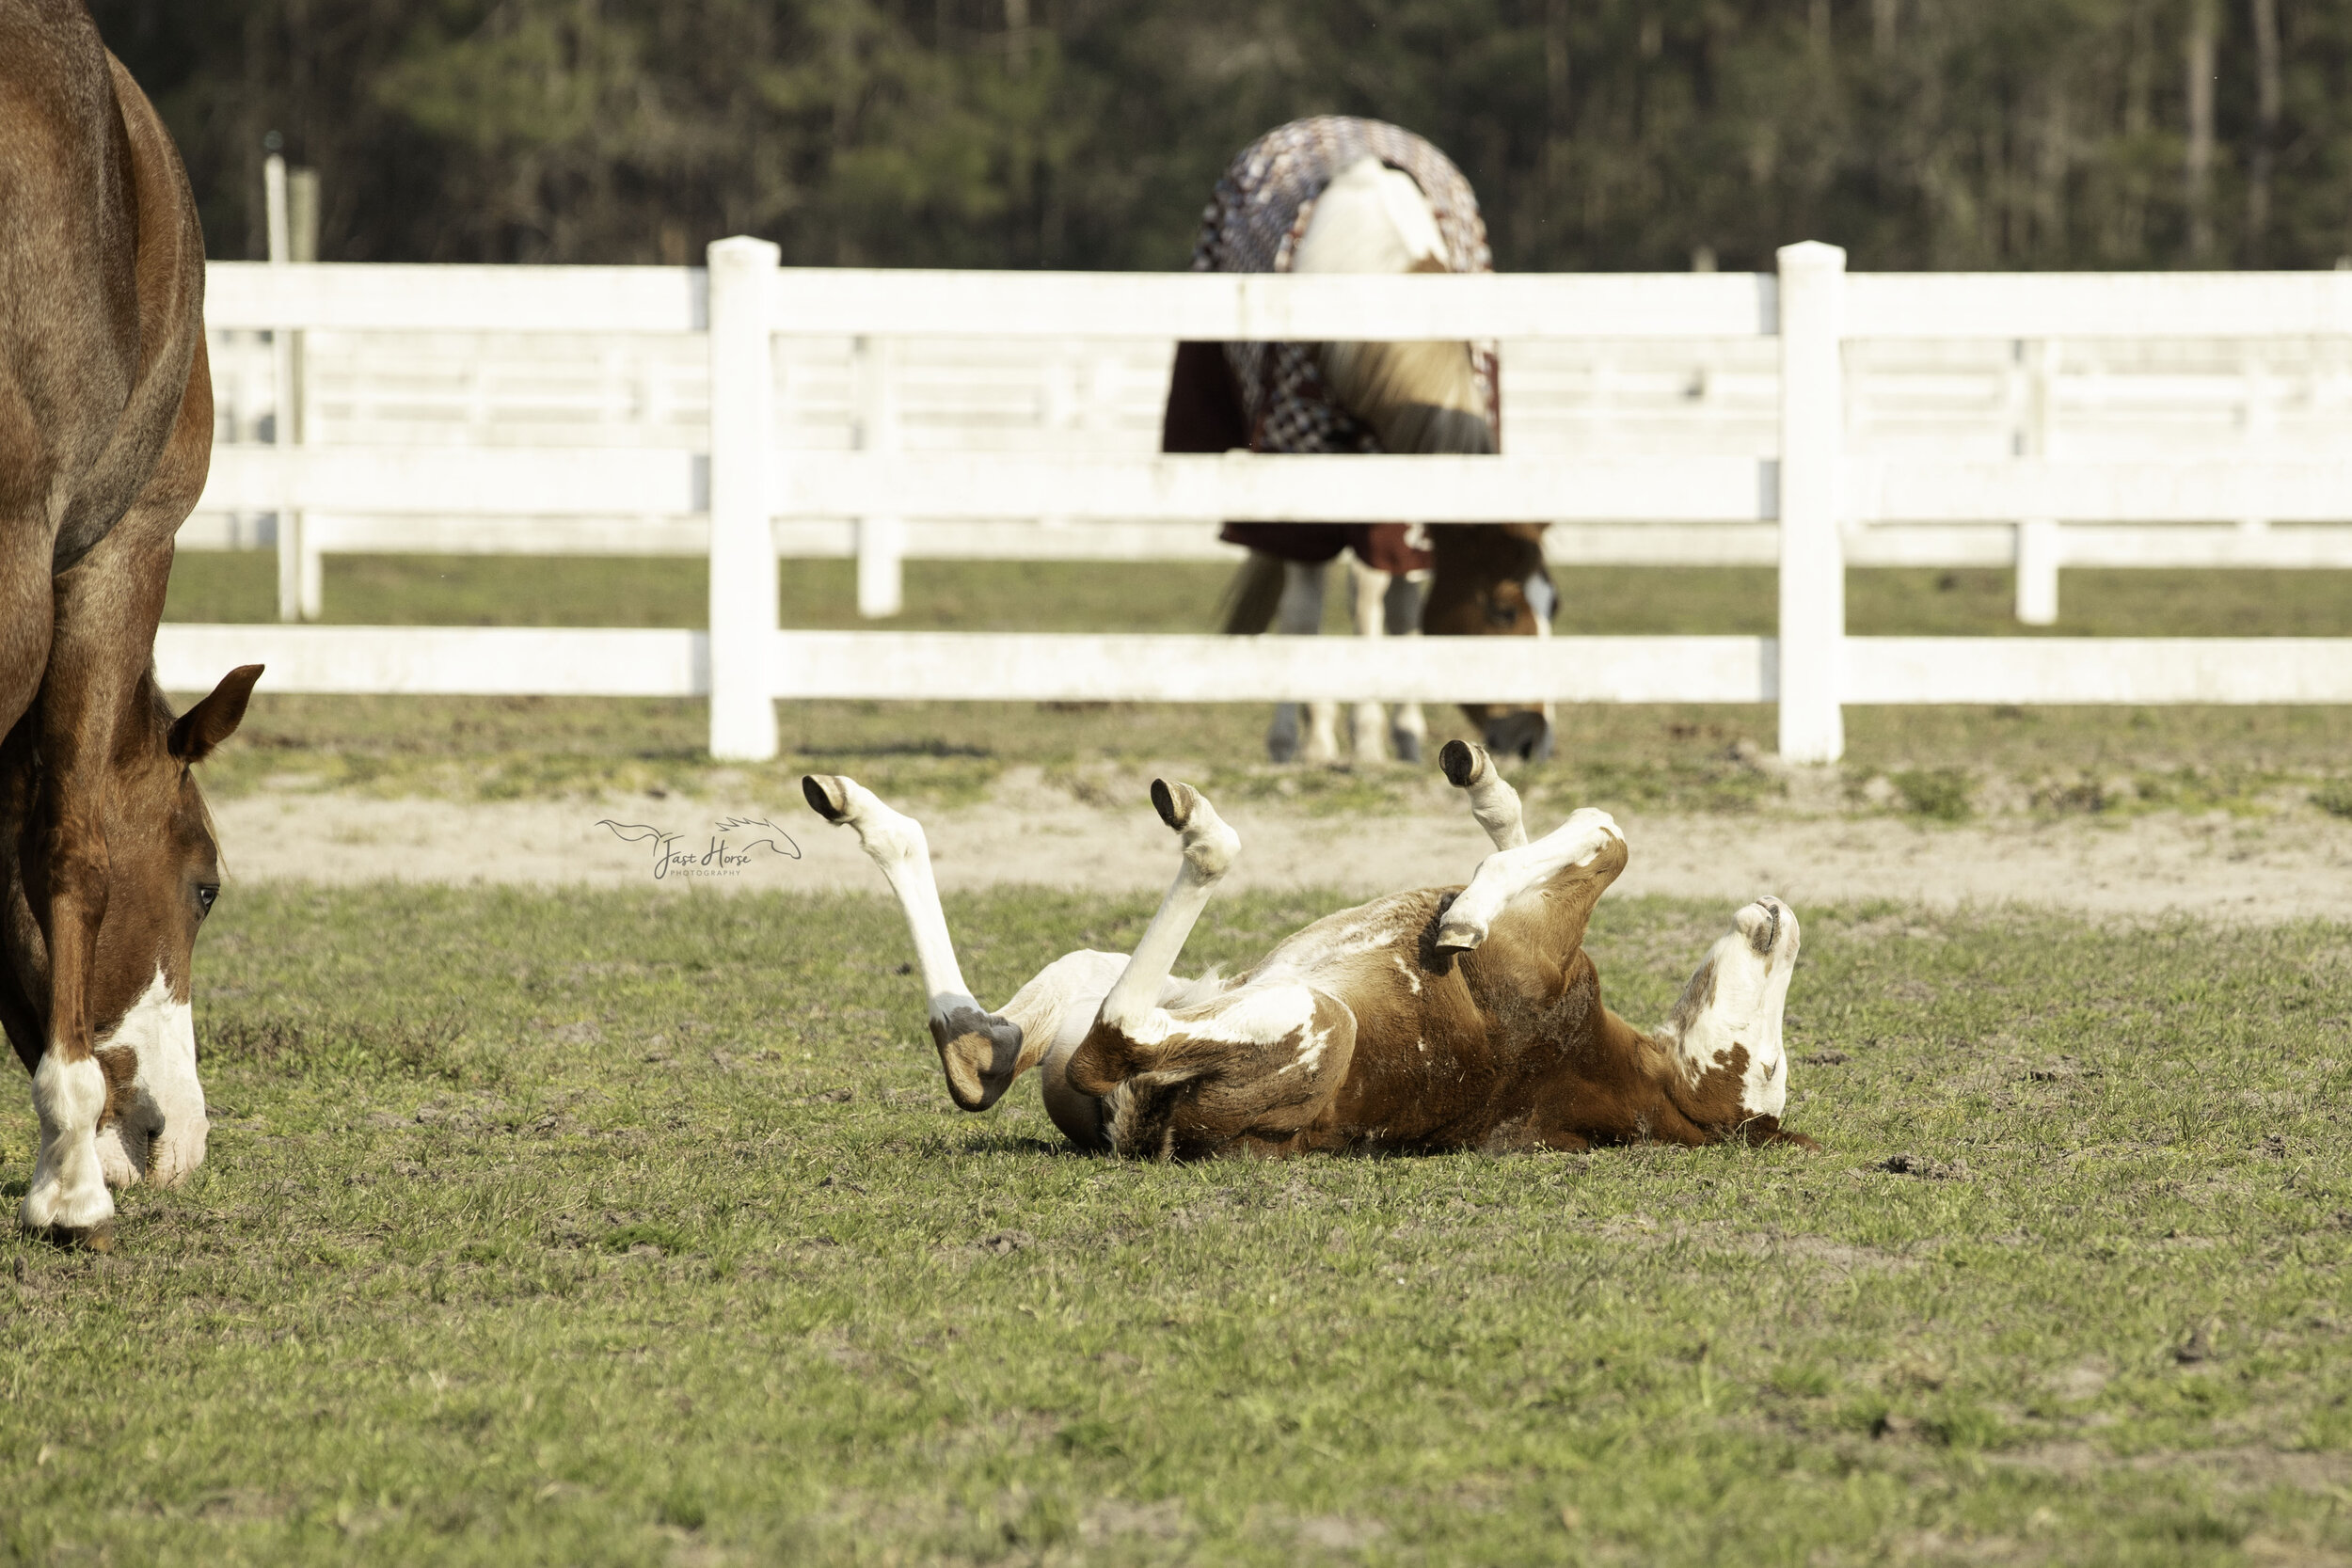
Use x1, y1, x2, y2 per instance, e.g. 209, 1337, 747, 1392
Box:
1436, 801, 1626, 954
1065, 784, 1356, 1155
803, 773, 1105, 1112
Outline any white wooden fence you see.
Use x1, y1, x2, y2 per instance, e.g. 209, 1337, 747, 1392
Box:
166, 243, 2352, 764
192, 268, 2352, 627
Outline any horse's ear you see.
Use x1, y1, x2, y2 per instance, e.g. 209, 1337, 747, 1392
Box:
168, 664, 264, 763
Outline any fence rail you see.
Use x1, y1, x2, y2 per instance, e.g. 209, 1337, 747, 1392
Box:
162, 243, 2352, 764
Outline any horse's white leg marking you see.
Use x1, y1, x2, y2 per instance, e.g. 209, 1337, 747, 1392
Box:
22, 1051, 111, 1233
1659, 898, 1802, 1122
1437, 806, 1623, 952
1097, 783, 1240, 1036
1294, 156, 1448, 274
1303, 702, 1342, 765
1347, 559, 1391, 764
89, 966, 207, 1189
1440, 740, 1529, 850
1528, 570, 1558, 755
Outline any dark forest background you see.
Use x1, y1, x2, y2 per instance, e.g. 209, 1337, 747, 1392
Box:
87, 0, 2352, 273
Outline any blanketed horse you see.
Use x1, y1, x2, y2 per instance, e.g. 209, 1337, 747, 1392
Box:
1163, 118, 1554, 768
2, 0, 261, 1245
804, 744, 1810, 1159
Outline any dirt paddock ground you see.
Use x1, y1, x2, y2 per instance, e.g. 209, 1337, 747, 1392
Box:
215, 772, 2352, 923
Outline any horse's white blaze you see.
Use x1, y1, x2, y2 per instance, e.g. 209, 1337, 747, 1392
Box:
1294, 155, 1447, 275
22, 1051, 111, 1231
1659, 899, 1801, 1122
1439, 808, 1624, 950
89, 967, 209, 1187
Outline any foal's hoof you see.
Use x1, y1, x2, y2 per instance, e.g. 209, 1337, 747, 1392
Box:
1438, 738, 1488, 788
1151, 779, 1199, 832
930, 1006, 1024, 1112
802, 775, 851, 822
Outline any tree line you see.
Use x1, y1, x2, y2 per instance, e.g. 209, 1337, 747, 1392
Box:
89, 0, 2352, 273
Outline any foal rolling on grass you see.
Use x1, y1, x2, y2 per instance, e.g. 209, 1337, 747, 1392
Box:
803, 742, 1813, 1159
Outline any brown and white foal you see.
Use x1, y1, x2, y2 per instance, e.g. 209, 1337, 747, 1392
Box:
804, 742, 1809, 1157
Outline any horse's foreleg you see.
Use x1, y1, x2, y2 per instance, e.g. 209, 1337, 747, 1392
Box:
1268, 562, 1329, 764
1386, 571, 1427, 763
19, 593, 130, 1243
1347, 560, 1391, 765
803, 774, 1028, 1111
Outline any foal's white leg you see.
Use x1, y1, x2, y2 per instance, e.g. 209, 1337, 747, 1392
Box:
1438, 740, 1529, 850
21, 1051, 113, 1239
1097, 782, 1241, 1036
1347, 560, 1391, 765
1437, 806, 1624, 952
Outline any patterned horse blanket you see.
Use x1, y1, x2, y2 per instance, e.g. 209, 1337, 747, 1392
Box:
1186, 117, 1501, 574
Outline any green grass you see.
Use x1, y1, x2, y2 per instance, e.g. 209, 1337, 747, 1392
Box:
5, 885, 2349, 1563
161, 556, 2352, 813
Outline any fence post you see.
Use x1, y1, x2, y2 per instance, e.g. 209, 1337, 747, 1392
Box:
853, 335, 905, 618
1775, 241, 1847, 764
707, 235, 782, 762
264, 153, 310, 623
2014, 338, 2060, 625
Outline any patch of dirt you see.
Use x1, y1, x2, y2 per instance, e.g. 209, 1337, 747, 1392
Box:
211, 779, 2352, 923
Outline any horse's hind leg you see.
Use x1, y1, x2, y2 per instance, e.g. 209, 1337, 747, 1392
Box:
802, 774, 1030, 1110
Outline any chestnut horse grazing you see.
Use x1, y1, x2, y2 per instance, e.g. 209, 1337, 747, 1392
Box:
2, 0, 261, 1245
1166, 118, 1555, 767
805, 741, 1812, 1159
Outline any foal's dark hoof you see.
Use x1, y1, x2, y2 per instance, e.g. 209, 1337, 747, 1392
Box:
1438, 738, 1481, 787
802, 775, 850, 822
1483, 712, 1553, 763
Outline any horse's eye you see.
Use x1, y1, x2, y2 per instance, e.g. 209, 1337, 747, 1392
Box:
195, 883, 219, 914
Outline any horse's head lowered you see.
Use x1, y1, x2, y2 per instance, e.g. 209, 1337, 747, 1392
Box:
1, 663, 262, 1187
